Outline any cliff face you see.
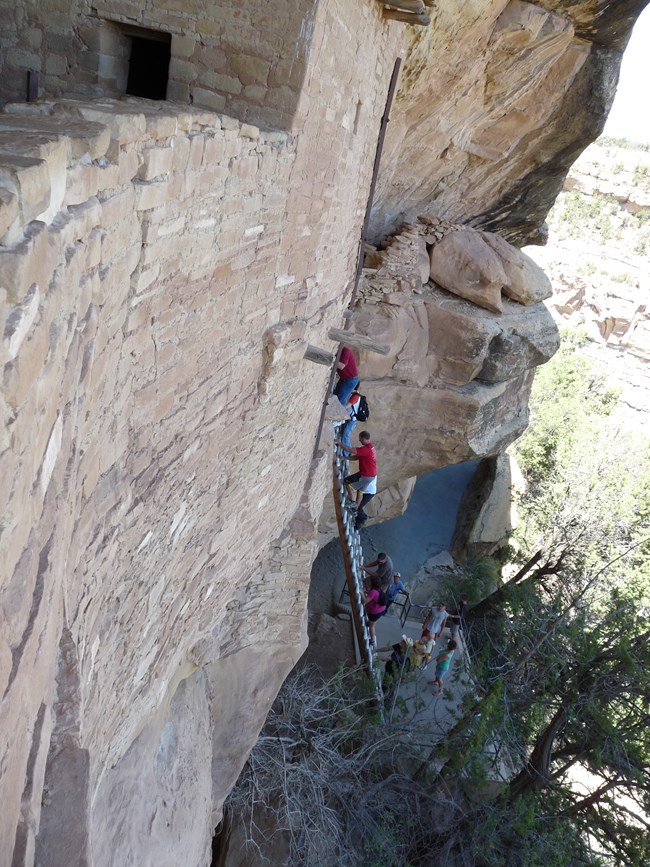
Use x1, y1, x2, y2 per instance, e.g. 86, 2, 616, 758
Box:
371, 0, 648, 244
0, 2, 645, 865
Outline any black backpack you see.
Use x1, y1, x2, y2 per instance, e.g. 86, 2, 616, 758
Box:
377, 589, 389, 608
351, 391, 370, 422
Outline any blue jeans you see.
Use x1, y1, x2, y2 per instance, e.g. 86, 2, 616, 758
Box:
340, 417, 357, 448
334, 375, 359, 407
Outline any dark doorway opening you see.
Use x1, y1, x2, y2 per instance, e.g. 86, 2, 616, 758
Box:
126, 30, 171, 100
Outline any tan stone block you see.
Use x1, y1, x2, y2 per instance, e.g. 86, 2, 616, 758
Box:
0, 115, 111, 160
233, 156, 257, 180
0, 187, 19, 241
239, 123, 259, 140
77, 105, 146, 145
168, 58, 198, 84
155, 342, 177, 366
100, 223, 137, 267
223, 138, 242, 160
0, 155, 50, 223
0, 222, 55, 304
45, 54, 68, 76
171, 136, 190, 173
243, 84, 266, 102
100, 187, 136, 225
118, 147, 139, 184
166, 80, 191, 103
95, 158, 120, 193
171, 35, 196, 58
131, 262, 160, 294
23, 27, 43, 50
137, 146, 174, 181
81, 448, 102, 501
194, 18, 224, 38
230, 55, 270, 87
6, 47, 41, 70
3, 312, 51, 407
201, 135, 226, 164
191, 89, 226, 113
186, 135, 203, 170
64, 162, 99, 206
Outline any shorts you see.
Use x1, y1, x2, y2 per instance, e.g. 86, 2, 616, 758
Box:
367, 610, 386, 622
435, 664, 450, 679
345, 472, 377, 494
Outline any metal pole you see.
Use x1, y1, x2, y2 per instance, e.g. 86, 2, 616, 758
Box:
312, 56, 402, 460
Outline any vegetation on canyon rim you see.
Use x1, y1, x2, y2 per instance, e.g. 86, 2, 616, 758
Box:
223, 332, 650, 867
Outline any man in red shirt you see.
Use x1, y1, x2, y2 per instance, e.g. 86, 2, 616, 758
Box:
333, 346, 359, 406
335, 430, 377, 530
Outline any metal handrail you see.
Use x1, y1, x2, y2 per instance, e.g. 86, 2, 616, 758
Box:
332, 424, 383, 703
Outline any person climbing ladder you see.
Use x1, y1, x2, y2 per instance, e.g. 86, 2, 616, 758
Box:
335, 430, 378, 530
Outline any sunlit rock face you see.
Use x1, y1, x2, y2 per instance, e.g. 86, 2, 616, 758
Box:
352, 223, 559, 489
317, 221, 559, 534
371, 0, 648, 245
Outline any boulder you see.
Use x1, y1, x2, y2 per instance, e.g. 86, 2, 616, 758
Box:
428, 228, 506, 314
355, 282, 560, 388
480, 230, 553, 305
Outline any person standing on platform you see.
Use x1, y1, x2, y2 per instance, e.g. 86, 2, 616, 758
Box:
385, 572, 409, 611
429, 640, 457, 695
423, 602, 448, 640
447, 594, 469, 640
333, 346, 359, 406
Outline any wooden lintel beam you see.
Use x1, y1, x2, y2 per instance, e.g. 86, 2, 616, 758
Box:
383, 9, 431, 24
304, 344, 335, 366
381, 0, 425, 12
328, 328, 391, 356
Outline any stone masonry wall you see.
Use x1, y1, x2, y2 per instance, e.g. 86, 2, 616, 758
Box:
0, 2, 403, 863
0, 0, 319, 130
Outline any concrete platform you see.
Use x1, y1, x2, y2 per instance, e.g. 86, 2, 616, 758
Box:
374, 609, 473, 732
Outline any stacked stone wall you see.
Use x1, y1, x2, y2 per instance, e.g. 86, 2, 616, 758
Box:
0, 1, 403, 862
0, 0, 319, 130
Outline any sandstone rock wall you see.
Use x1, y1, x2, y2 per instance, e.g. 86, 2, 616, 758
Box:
352, 221, 559, 488
318, 219, 559, 538
0, 3, 404, 862
370, 0, 647, 244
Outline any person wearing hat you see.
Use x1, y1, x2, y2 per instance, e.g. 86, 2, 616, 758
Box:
384, 572, 409, 611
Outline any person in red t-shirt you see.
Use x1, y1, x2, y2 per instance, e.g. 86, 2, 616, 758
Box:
333, 346, 359, 406
335, 430, 377, 530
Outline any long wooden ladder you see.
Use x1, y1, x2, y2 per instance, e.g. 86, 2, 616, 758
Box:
332, 428, 383, 703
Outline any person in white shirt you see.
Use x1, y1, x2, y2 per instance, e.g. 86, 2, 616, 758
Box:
422, 602, 448, 640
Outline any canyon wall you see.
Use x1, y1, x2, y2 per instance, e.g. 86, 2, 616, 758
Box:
371, 0, 648, 244
0, 1, 646, 865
